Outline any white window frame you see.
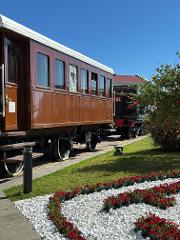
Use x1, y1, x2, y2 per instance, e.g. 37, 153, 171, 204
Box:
69, 64, 78, 93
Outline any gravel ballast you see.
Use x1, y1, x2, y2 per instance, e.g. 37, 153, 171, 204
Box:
15, 178, 180, 240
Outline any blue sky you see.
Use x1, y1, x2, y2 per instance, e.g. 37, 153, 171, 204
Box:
1, 0, 180, 79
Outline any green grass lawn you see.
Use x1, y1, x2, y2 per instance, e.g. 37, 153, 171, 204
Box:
4, 137, 180, 201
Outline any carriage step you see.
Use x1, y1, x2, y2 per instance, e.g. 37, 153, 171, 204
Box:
1, 155, 23, 163
0, 131, 26, 138
0, 142, 35, 151
103, 128, 116, 133
1, 152, 44, 163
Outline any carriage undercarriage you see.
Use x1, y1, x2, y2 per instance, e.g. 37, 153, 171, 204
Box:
0, 126, 103, 177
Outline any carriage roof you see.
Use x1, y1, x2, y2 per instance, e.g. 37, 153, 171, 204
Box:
0, 14, 114, 74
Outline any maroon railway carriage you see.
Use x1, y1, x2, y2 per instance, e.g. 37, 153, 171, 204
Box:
0, 15, 114, 176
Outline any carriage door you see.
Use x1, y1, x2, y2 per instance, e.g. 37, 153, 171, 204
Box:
0, 36, 4, 131
3, 38, 18, 131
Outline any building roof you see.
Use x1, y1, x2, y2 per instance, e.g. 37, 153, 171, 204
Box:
0, 14, 114, 74
113, 75, 143, 86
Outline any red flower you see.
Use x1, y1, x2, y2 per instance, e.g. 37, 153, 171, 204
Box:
64, 221, 73, 230
77, 236, 86, 240
134, 213, 180, 240
103, 180, 180, 211
48, 170, 180, 240
68, 229, 78, 239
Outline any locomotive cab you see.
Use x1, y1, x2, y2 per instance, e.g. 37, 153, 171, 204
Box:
113, 75, 144, 139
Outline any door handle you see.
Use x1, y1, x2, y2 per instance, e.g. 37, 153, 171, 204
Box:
0, 64, 5, 118
6, 95, 13, 103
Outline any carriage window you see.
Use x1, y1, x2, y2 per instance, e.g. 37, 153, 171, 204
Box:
36, 52, 49, 87
7, 43, 16, 83
69, 64, 78, 93
100, 75, 105, 97
91, 72, 98, 95
81, 68, 88, 94
55, 59, 65, 89
107, 78, 112, 98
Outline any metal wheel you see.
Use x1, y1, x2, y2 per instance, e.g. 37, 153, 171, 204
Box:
3, 162, 24, 177
122, 127, 135, 139
86, 134, 98, 151
86, 141, 97, 151
136, 124, 145, 136
52, 138, 70, 161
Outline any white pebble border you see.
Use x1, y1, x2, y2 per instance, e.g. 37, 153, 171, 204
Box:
15, 177, 180, 240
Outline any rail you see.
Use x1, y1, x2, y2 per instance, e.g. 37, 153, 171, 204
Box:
0, 64, 5, 118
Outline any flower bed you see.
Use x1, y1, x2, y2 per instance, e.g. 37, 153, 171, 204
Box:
134, 213, 180, 240
103, 181, 180, 211
48, 170, 180, 240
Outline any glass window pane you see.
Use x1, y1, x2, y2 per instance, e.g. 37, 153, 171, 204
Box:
36, 53, 49, 87
81, 69, 88, 93
91, 72, 98, 95
100, 75, 105, 97
8, 44, 16, 83
55, 59, 65, 89
107, 78, 112, 98
69, 65, 78, 93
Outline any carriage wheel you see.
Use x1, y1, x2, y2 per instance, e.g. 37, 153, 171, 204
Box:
3, 162, 24, 177
86, 134, 98, 151
52, 138, 70, 161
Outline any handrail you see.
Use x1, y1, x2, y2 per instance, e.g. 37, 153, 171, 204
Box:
0, 64, 5, 117
113, 90, 116, 116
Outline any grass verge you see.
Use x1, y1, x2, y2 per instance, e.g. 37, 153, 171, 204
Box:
4, 137, 180, 201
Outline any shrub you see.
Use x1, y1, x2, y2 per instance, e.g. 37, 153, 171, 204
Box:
137, 54, 180, 151
146, 119, 180, 151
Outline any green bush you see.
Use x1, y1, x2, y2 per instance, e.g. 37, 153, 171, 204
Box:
146, 119, 180, 151
137, 53, 180, 151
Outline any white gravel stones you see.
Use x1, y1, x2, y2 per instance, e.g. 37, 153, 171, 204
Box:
15, 178, 180, 240
15, 195, 66, 240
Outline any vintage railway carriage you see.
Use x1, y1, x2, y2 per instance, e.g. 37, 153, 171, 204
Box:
0, 15, 114, 176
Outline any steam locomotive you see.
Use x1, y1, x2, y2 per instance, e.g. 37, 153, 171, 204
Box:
113, 75, 144, 139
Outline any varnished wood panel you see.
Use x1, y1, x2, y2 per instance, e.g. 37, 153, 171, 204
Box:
5, 85, 18, 130
30, 40, 113, 129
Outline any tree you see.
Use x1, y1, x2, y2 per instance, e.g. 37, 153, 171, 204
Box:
137, 54, 180, 151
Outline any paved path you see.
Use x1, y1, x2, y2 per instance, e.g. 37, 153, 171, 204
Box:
0, 135, 146, 240
0, 191, 40, 240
